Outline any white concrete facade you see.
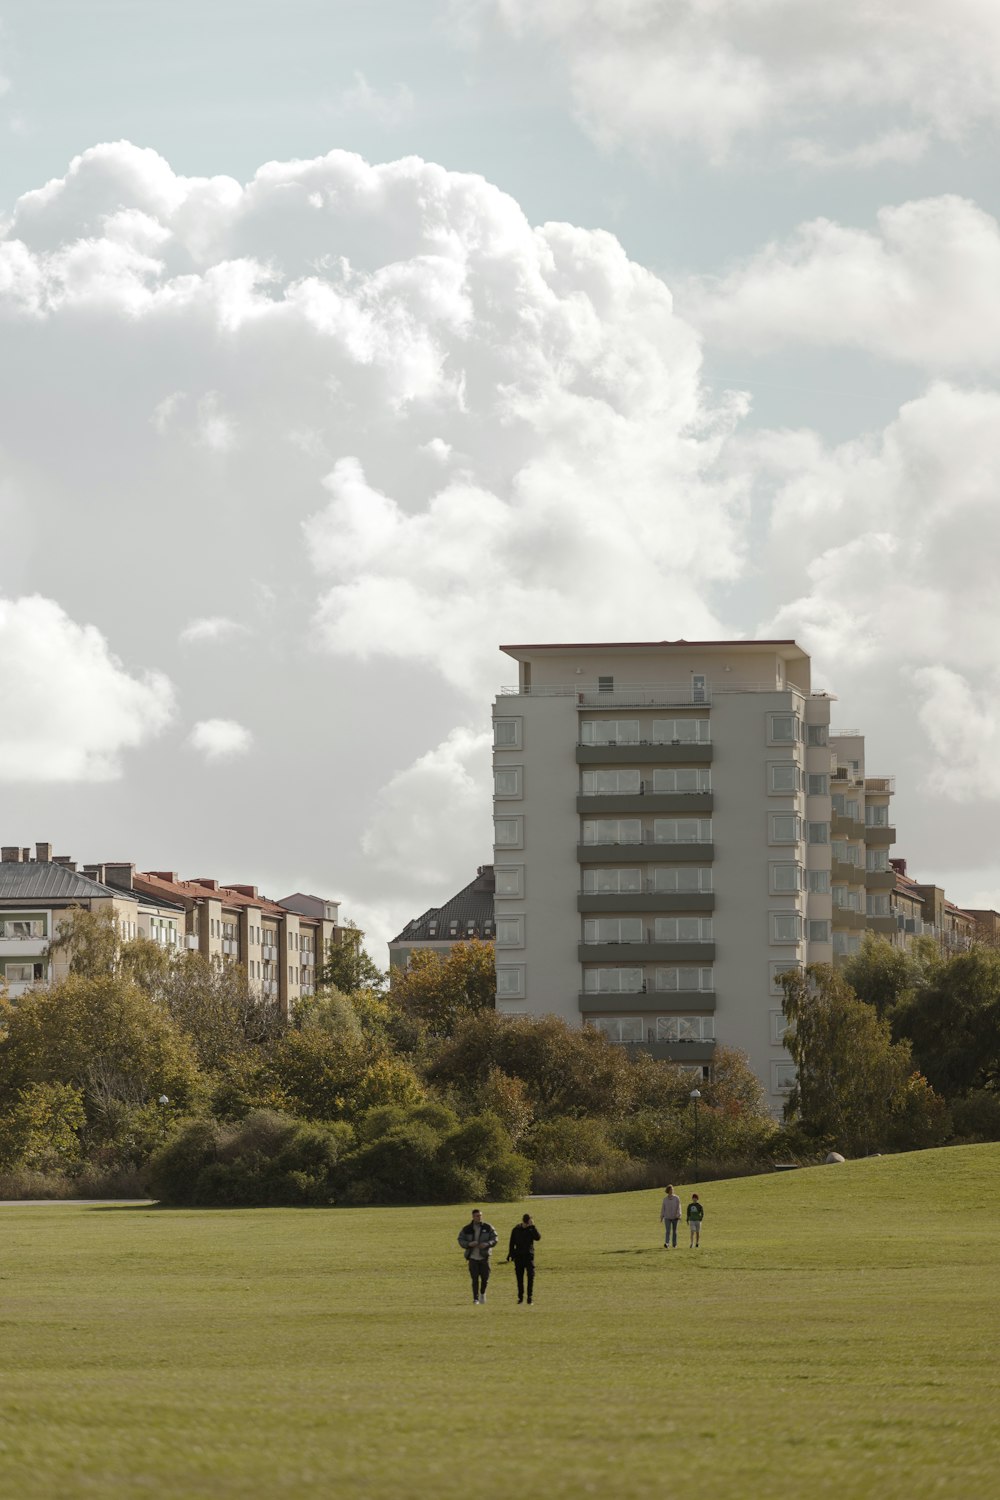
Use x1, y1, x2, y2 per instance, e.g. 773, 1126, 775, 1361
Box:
491, 640, 892, 1113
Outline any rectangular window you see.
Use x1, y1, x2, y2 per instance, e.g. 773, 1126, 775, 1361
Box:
656, 1014, 715, 1043
866, 849, 889, 873
584, 918, 644, 944
495, 915, 524, 947
580, 720, 640, 745
772, 1062, 797, 1094
771, 912, 802, 944
769, 960, 801, 994
582, 819, 642, 845
3, 961, 44, 983
808, 869, 831, 893
0, 914, 48, 939
597, 675, 614, 693
866, 894, 891, 917
769, 814, 801, 844
768, 761, 800, 794
655, 966, 713, 992
582, 867, 642, 894
770, 1010, 790, 1045
832, 840, 859, 866
807, 919, 831, 943
866, 804, 889, 827
651, 866, 713, 893
806, 724, 828, 746
494, 817, 523, 848
833, 886, 861, 911
494, 766, 522, 798
494, 866, 524, 898
807, 774, 829, 796
651, 719, 711, 744
583, 968, 643, 993
592, 1016, 644, 1043
807, 823, 829, 844
582, 769, 641, 795
770, 862, 804, 894
768, 713, 800, 744
650, 768, 711, 793
654, 917, 713, 941
653, 818, 712, 843
496, 966, 525, 998
493, 717, 521, 749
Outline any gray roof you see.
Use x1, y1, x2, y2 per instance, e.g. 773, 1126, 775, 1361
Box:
0, 861, 139, 903
390, 865, 495, 945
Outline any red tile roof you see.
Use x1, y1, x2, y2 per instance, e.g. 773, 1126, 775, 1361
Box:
133, 871, 287, 915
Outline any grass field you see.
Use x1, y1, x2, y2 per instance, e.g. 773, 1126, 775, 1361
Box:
1, 1145, 998, 1500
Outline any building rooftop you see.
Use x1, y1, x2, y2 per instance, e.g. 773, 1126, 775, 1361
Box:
134, 871, 288, 916
390, 866, 495, 945
500, 639, 802, 654
0, 860, 139, 903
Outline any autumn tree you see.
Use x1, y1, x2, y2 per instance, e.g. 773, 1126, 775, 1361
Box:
390, 941, 496, 1035
316, 922, 385, 995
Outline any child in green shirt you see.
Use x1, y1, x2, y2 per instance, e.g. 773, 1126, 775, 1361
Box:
687, 1193, 704, 1248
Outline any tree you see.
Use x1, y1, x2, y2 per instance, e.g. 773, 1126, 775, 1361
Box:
390, 941, 496, 1035
892, 946, 1000, 1096
316, 922, 385, 995
780, 964, 946, 1155
841, 932, 925, 1017
162, 952, 283, 1072
48, 905, 120, 978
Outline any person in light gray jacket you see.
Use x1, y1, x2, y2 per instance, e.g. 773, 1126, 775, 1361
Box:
457, 1209, 498, 1303
660, 1185, 682, 1248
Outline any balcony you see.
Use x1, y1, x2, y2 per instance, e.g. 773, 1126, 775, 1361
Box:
621, 1039, 716, 1063
864, 825, 896, 847
499, 680, 803, 705
831, 858, 866, 885
578, 842, 714, 864
580, 940, 716, 963
185, 933, 199, 951
0, 936, 48, 957
865, 869, 894, 890
831, 908, 867, 930
831, 813, 866, 840
577, 792, 713, 815
866, 914, 898, 936
578, 892, 715, 914
578, 990, 716, 1014
865, 777, 895, 794
577, 743, 713, 765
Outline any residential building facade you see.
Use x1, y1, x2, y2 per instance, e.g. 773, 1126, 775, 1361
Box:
889, 859, 976, 952
491, 640, 897, 1111
389, 866, 495, 969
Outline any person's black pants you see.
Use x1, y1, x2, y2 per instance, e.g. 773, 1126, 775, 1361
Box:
513, 1258, 535, 1301
468, 1258, 490, 1299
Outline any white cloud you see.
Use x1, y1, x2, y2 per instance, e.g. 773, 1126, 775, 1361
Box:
179, 616, 247, 645
685, 196, 1000, 370
461, 0, 1000, 164
333, 71, 414, 129
186, 719, 253, 763
0, 595, 174, 781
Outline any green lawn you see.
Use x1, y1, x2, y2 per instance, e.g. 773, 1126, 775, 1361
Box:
1, 1145, 998, 1499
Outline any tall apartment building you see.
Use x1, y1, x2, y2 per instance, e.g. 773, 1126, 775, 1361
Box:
491, 640, 895, 1110
0, 843, 345, 1016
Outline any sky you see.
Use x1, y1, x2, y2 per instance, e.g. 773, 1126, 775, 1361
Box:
3, 0, 1000, 954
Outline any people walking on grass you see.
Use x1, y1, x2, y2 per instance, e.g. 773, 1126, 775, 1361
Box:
660, 1185, 682, 1248
458, 1208, 498, 1304
506, 1213, 541, 1304
687, 1193, 704, 1248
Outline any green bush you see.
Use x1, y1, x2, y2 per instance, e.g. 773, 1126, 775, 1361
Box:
145, 1111, 353, 1207
950, 1090, 1000, 1142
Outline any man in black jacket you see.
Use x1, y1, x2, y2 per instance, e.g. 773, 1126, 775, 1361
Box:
506, 1213, 541, 1304
457, 1209, 498, 1304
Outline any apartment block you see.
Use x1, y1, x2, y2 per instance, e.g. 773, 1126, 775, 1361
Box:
889, 859, 976, 952
0, 843, 345, 1016
389, 866, 496, 969
491, 640, 896, 1111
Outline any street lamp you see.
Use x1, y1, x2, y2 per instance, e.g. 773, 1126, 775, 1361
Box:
689, 1088, 701, 1184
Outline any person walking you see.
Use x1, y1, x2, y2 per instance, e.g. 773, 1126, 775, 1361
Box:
457, 1208, 498, 1304
506, 1213, 541, 1304
686, 1192, 704, 1248
660, 1185, 682, 1248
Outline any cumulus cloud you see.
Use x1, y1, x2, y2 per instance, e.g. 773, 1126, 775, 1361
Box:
186, 719, 253, 762
461, 0, 1000, 163
179, 616, 248, 645
685, 196, 1000, 370
0, 595, 174, 781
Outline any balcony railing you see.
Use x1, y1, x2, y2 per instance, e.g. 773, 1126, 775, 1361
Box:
865, 776, 895, 794
499, 680, 804, 705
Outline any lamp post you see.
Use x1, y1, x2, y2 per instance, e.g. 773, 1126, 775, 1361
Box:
157, 1095, 170, 1142
689, 1088, 701, 1184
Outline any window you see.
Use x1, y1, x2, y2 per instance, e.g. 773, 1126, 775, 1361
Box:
770, 1010, 790, 1045
770, 862, 804, 894
769, 960, 801, 994
655, 967, 714, 992
832, 839, 859, 866
691, 674, 707, 704
768, 713, 800, 744
597, 676, 614, 693
806, 724, 828, 746
582, 819, 642, 845
3, 961, 44, 983
496, 916, 523, 947
769, 814, 801, 844
807, 919, 831, 943
494, 817, 523, 848
808, 869, 831, 894
654, 917, 713, 941
771, 912, 801, 943
494, 766, 522, 798
768, 761, 800, 794
582, 769, 641, 795
592, 1016, 643, 1044
846, 801, 861, 821
650, 768, 711, 793
807, 823, 829, 844
651, 718, 711, 744
866, 849, 889, 873
584, 918, 644, 944
580, 720, 639, 746
807, 774, 829, 796
653, 818, 712, 843
866, 804, 889, 828
833, 886, 861, 911
494, 866, 524, 898
496, 966, 525, 998
651, 866, 713, 893
0, 914, 47, 939
584, 968, 643, 993
494, 717, 521, 749
582, 868, 642, 895
866, 893, 891, 917
656, 1015, 715, 1043
833, 931, 862, 957
772, 1062, 797, 1094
